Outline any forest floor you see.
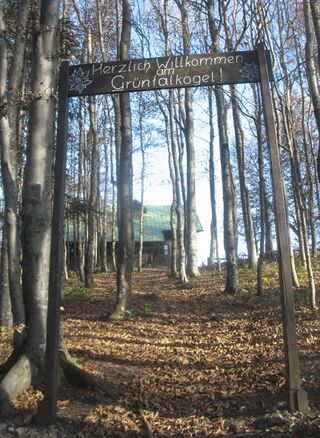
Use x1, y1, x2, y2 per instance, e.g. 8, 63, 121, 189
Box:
0, 263, 320, 437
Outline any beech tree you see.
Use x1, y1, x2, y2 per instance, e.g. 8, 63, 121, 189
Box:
0, 231, 11, 329
0, 0, 29, 346
85, 31, 100, 288
207, 0, 238, 294
151, 0, 188, 283
310, 0, 320, 69
174, 0, 200, 277
110, 0, 134, 319
0, 0, 61, 417
208, 86, 220, 270
223, 6, 257, 270
303, 0, 320, 181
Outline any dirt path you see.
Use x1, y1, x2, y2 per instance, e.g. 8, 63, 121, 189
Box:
1, 268, 319, 437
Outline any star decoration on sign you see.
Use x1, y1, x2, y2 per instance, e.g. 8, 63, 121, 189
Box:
240, 62, 260, 82
69, 67, 93, 94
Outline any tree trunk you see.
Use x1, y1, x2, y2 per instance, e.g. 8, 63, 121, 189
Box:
78, 235, 85, 283
270, 76, 300, 285
21, 0, 60, 353
264, 195, 274, 254
207, 0, 238, 293
222, 7, 257, 270
85, 32, 99, 288
170, 202, 178, 277
110, 0, 134, 319
299, 79, 317, 256
175, 93, 187, 209
84, 102, 99, 287
276, 18, 308, 268
100, 109, 109, 273
310, 0, 320, 69
215, 86, 238, 294
99, 209, 107, 274
0, 229, 12, 329
303, 0, 320, 180
138, 98, 146, 273
178, 0, 200, 277
168, 119, 178, 279
208, 87, 220, 271
111, 177, 118, 273
0, 0, 61, 418
111, 95, 120, 272
185, 87, 200, 277
253, 85, 266, 296
230, 85, 257, 269
170, 91, 188, 285
0, 0, 29, 349
156, 90, 178, 278
76, 98, 85, 281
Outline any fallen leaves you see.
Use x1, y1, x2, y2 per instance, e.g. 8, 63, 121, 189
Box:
0, 266, 320, 437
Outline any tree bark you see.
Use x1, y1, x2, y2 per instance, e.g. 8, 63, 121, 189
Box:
170, 91, 188, 285
21, 0, 60, 353
0, 229, 12, 329
303, 0, 320, 180
0, 0, 29, 349
222, 6, 257, 270
111, 95, 120, 272
230, 85, 257, 269
156, 90, 178, 278
215, 86, 238, 294
185, 86, 200, 277
138, 97, 146, 273
100, 135, 108, 274
253, 85, 266, 296
310, 0, 320, 69
0, 0, 61, 417
76, 99, 85, 282
85, 31, 99, 288
207, 0, 238, 293
208, 87, 220, 270
269, 34, 300, 287
111, 0, 134, 319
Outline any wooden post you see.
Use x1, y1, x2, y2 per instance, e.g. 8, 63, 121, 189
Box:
37, 61, 70, 425
257, 43, 309, 413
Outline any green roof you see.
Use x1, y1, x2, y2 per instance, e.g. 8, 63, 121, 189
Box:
135, 205, 170, 241
65, 204, 203, 242
132, 205, 203, 242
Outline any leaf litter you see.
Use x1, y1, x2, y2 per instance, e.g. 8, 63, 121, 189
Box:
0, 266, 320, 437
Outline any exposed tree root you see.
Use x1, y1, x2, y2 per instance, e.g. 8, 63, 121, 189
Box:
107, 307, 127, 321
107, 312, 125, 321
0, 348, 116, 420
0, 348, 23, 379
0, 352, 42, 419
59, 350, 116, 397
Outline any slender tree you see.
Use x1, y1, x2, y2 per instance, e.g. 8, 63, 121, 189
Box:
174, 0, 200, 277
303, 0, 320, 179
152, 0, 187, 282
207, 0, 238, 293
208, 87, 220, 270
85, 31, 100, 288
0, 230, 12, 329
0, 0, 29, 347
310, 0, 320, 69
110, 0, 134, 319
137, 96, 146, 272
223, 4, 257, 270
